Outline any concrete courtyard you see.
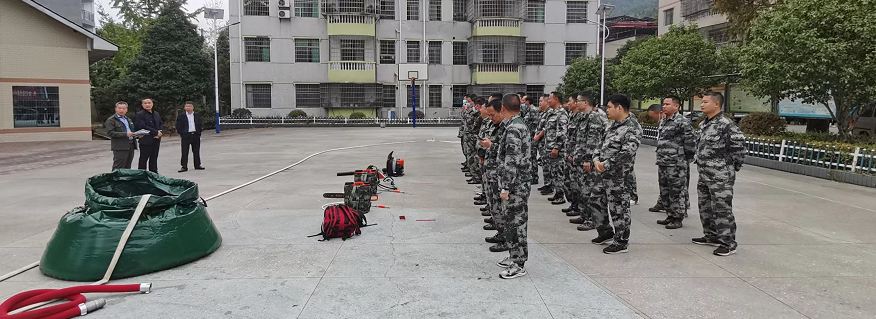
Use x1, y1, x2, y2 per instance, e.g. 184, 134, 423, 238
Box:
1, 127, 875, 319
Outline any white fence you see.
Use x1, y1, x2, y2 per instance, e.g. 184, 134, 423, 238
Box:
641, 125, 876, 175
220, 117, 462, 126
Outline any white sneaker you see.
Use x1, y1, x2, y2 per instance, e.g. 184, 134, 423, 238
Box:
497, 257, 514, 268
499, 263, 527, 279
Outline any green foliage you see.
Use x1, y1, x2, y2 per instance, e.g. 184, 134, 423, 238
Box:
348, 112, 367, 119
90, 22, 147, 120
739, 112, 786, 136
124, 3, 213, 122
231, 108, 252, 118
288, 110, 308, 118
216, 29, 231, 116
608, 36, 652, 65
408, 110, 425, 119
633, 110, 658, 126
559, 57, 613, 102
739, 0, 876, 140
713, 0, 783, 39
612, 25, 724, 102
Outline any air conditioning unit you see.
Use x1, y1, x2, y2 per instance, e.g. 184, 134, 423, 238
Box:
278, 0, 290, 7
278, 9, 291, 18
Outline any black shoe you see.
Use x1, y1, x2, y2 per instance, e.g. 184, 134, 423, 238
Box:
577, 223, 595, 231
530, 180, 539, 185
692, 237, 721, 247
468, 180, 481, 185
551, 197, 566, 205
465, 173, 473, 177
194, 166, 205, 170
649, 202, 665, 212
603, 243, 629, 254
537, 185, 548, 192
481, 210, 491, 217
474, 195, 485, 201
657, 218, 672, 225
474, 200, 487, 206
489, 244, 509, 252
484, 217, 493, 224
462, 167, 470, 172
480, 206, 489, 212
178, 167, 188, 173
539, 188, 553, 195
592, 233, 614, 245
547, 193, 560, 201
485, 234, 504, 244
665, 220, 683, 229
565, 210, 580, 217
569, 217, 584, 224
484, 224, 497, 231
561, 206, 574, 213
713, 246, 737, 256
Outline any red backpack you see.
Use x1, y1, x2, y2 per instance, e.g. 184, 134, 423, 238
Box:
309, 205, 368, 241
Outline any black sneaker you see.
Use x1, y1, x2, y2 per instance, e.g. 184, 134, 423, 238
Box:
489, 244, 509, 252
569, 217, 584, 224
577, 223, 595, 231
530, 180, 539, 185
539, 188, 553, 195
691, 237, 721, 247
481, 210, 491, 216
665, 220, 683, 229
657, 218, 672, 225
484, 224, 497, 231
561, 206, 574, 213
480, 206, 489, 212
551, 197, 566, 205
467, 180, 481, 185
713, 246, 737, 256
537, 185, 548, 192
474, 195, 485, 201
591, 233, 614, 245
603, 243, 628, 254
565, 210, 580, 217
485, 233, 504, 244
484, 217, 493, 224
648, 202, 665, 212
465, 173, 473, 177
474, 200, 487, 206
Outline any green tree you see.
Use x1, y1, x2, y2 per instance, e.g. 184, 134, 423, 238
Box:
559, 56, 613, 102
612, 25, 723, 105
713, 0, 783, 39
739, 0, 876, 139
216, 28, 231, 116
608, 36, 651, 65
90, 22, 146, 120
124, 2, 213, 122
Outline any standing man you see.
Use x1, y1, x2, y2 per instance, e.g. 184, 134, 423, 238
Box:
576, 93, 609, 233
535, 94, 552, 194
495, 94, 531, 279
544, 92, 569, 204
654, 97, 696, 229
465, 99, 484, 185
105, 101, 138, 171
693, 92, 746, 256
563, 96, 585, 217
135, 98, 163, 173
593, 94, 641, 254
176, 101, 205, 172
626, 113, 642, 205
522, 95, 541, 184
480, 99, 508, 251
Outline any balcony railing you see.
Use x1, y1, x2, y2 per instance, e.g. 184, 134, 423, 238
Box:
475, 64, 519, 73
327, 14, 375, 24
472, 18, 522, 36
472, 64, 520, 84
329, 61, 375, 71
328, 61, 376, 82
327, 15, 376, 36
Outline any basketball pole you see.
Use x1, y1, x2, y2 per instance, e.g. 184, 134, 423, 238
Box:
410, 78, 417, 128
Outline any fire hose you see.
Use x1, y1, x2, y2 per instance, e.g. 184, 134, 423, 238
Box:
0, 283, 151, 319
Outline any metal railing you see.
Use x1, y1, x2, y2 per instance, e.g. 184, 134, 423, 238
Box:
82, 10, 94, 22
476, 18, 521, 28
642, 125, 876, 175
475, 64, 519, 72
220, 117, 462, 126
327, 15, 375, 24
328, 61, 376, 71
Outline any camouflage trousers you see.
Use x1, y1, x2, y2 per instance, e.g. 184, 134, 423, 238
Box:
658, 165, 690, 219
600, 168, 633, 245
484, 173, 505, 231
625, 166, 638, 203
584, 170, 609, 234
697, 167, 738, 250
546, 154, 565, 195
539, 145, 553, 187
563, 160, 584, 209
464, 136, 482, 182
530, 139, 540, 182
502, 183, 531, 266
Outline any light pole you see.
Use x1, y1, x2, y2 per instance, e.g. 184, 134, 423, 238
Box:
593, 4, 614, 107
205, 8, 239, 133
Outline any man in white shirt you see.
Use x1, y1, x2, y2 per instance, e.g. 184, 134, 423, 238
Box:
175, 101, 205, 172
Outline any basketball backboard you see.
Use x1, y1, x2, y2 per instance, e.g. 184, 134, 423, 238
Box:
398, 64, 428, 81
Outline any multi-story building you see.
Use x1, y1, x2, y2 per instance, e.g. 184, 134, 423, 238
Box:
658, 0, 731, 45
36, 0, 97, 32
229, 0, 598, 118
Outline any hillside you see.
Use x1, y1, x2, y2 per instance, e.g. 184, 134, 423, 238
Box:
603, 0, 659, 19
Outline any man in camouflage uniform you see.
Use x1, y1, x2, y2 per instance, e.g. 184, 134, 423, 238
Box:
522, 96, 541, 184
494, 94, 532, 279
535, 95, 553, 194
653, 96, 696, 229
693, 92, 746, 256
480, 99, 509, 251
542, 92, 569, 203
573, 93, 608, 232
562, 96, 585, 217
593, 94, 641, 254
460, 95, 475, 173
465, 99, 484, 185
626, 114, 642, 205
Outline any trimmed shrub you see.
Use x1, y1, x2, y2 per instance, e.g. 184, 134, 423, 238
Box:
231, 108, 252, 118
634, 110, 659, 126
348, 111, 367, 119
288, 109, 308, 118
408, 110, 425, 119
739, 112, 786, 136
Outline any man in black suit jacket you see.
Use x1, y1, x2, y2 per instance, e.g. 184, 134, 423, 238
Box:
135, 98, 163, 173
176, 101, 205, 172
105, 101, 138, 170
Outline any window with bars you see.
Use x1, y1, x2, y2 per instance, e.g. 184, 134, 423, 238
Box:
565, 43, 587, 65
429, 0, 441, 20
407, 0, 419, 20
452, 42, 467, 65
566, 1, 588, 23
295, 0, 319, 17
526, 85, 544, 106
525, 0, 545, 22
246, 84, 271, 108
340, 39, 365, 61
406, 84, 422, 108
12, 86, 59, 128
482, 42, 502, 63
295, 39, 320, 62
428, 41, 442, 64
429, 85, 442, 108
336, 0, 366, 13
664, 8, 674, 26
453, 0, 466, 21
406, 41, 420, 63
379, 0, 395, 19
383, 85, 396, 108
244, 0, 269, 16
451, 85, 467, 107
244, 37, 271, 62
380, 40, 396, 64
525, 42, 544, 65
296, 84, 321, 107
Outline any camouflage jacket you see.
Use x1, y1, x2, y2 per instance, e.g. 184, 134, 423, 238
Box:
564, 111, 584, 158
574, 108, 609, 165
484, 119, 507, 171
696, 113, 746, 173
523, 104, 541, 136
656, 112, 696, 166
466, 108, 482, 135
545, 107, 569, 151
477, 118, 494, 157
498, 114, 532, 192
596, 115, 641, 176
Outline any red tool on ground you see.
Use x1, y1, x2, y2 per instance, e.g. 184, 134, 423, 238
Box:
0, 283, 151, 319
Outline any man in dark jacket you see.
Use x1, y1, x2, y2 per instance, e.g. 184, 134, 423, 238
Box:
105, 101, 138, 170
135, 98, 163, 173
175, 101, 205, 172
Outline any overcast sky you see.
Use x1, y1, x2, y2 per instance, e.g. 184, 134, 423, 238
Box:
94, 0, 230, 31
